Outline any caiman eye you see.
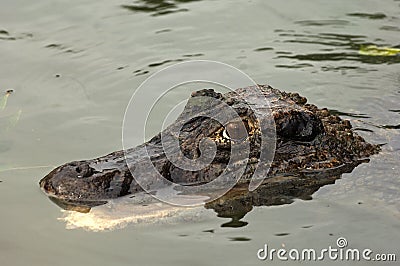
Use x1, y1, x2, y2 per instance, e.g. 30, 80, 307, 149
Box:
223, 121, 248, 142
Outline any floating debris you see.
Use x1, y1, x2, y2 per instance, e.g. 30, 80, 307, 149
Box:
0, 89, 13, 110
1, 89, 22, 132
359, 45, 400, 56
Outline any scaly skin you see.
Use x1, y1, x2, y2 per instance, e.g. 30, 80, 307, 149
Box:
39, 85, 380, 211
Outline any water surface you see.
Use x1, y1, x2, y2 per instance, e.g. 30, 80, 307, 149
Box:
0, 0, 399, 265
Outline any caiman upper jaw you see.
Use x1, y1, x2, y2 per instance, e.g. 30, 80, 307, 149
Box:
40, 161, 90, 200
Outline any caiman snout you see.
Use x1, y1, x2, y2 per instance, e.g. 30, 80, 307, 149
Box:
40, 161, 127, 200
40, 161, 95, 200
74, 163, 95, 178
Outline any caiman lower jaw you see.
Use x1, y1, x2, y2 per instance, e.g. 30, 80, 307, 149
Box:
48, 196, 106, 213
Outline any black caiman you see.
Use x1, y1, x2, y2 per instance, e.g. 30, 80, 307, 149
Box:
39, 85, 380, 214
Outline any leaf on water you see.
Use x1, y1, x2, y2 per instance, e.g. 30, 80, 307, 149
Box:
0, 92, 10, 110
359, 45, 400, 56
1, 90, 14, 110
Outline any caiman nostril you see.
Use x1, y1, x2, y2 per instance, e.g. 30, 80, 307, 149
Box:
75, 163, 94, 178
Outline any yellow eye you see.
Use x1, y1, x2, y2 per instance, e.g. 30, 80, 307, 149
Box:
223, 121, 248, 142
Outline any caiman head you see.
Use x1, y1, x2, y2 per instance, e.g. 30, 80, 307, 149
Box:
39, 85, 380, 210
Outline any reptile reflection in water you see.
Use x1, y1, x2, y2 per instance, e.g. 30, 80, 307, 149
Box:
57, 163, 363, 231
205, 162, 361, 228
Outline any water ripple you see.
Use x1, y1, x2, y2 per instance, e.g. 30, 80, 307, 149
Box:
148, 58, 185, 67
132, 54, 203, 76
328, 109, 371, 119
275, 31, 400, 65
0, 29, 33, 41
278, 52, 400, 64
380, 25, 400, 32
295, 20, 350, 27
45, 43, 83, 54
254, 47, 273, 52
229, 237, 251, 242
347, 12, 387, 20
121, 0, 201, 16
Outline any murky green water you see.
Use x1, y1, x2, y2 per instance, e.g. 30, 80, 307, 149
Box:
1, 0, 399, 265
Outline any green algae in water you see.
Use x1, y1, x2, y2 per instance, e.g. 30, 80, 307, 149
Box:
359, 45, 400, 56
